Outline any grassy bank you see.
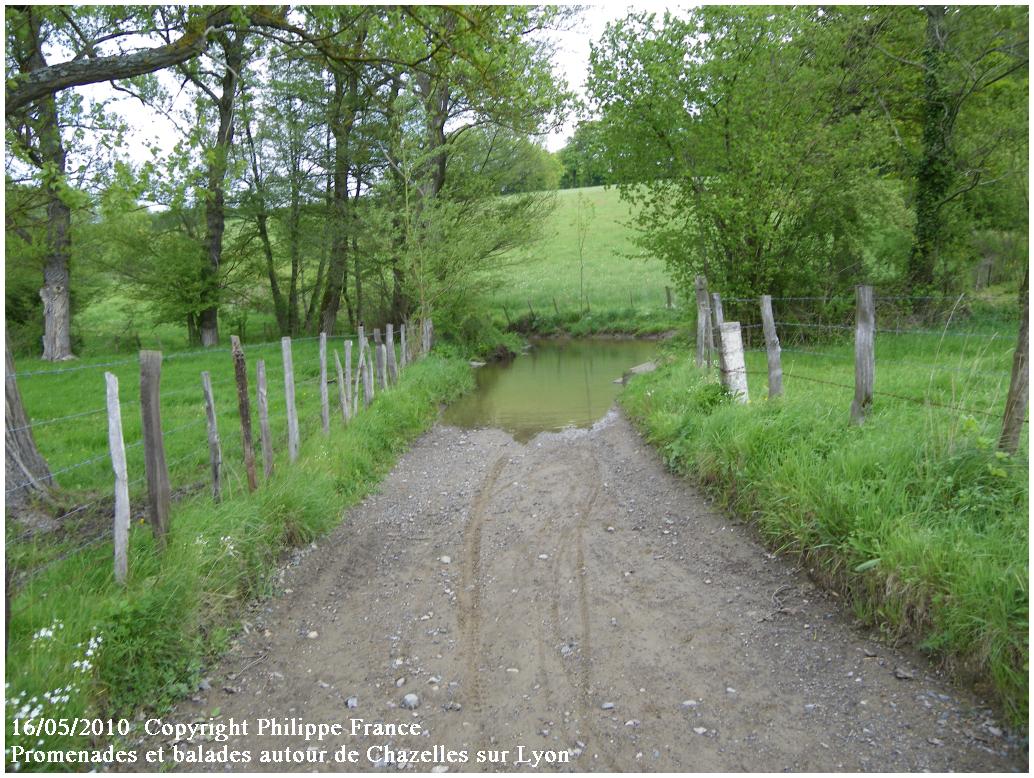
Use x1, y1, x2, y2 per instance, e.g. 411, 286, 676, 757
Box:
5, 355, 472, 767
621, 336, 1028, 723
489, 186, 682, 335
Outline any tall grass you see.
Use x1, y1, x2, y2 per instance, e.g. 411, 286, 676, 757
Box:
621, 334, 1028, 723
5, 356, 473, 767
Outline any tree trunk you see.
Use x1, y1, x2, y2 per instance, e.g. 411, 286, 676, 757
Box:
908, 5, 953, 293
243, 112, 289, 334
21, 10, 75, 362
5, 339, 53, 510
197, 32, 245, 347
318, 66, 359, 336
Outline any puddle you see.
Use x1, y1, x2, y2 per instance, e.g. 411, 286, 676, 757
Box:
442, 338, 658, 443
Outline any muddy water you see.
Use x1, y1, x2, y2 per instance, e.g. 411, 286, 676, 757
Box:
442, 338, 657, 442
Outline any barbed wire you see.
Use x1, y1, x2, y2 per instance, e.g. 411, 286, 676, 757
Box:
742, 369, 1021, 422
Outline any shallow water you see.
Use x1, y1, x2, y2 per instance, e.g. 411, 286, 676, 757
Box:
442, 338, 658, 442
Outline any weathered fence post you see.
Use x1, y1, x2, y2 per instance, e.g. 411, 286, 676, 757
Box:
386, 324, 399, 384
372, 329, 384, 388
105, 372, 130, 585
718, 322, 749, 402
343, 340, 354, 417
281, 337, 300, 462
334, 351, 347, 423
377, 343, 388, 390
256, 360, 273, 480
201, 371, 223, 500
361, 344, 374, 407
139, 350, 171, 547
694, 275, 712, 368
665, 286, 673, 310
399, 324, 408, 369
998, 280, 1029, 454
711, 292, 726, 372
319, 332, 330, 435
230, 336, 258, 492
850, 285, 875, 425
760, 295, 783, 399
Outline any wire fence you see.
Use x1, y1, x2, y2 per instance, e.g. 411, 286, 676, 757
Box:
6, 322, 433, 585
693, 282, 1026, 434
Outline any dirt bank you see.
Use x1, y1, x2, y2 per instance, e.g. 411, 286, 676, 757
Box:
132, 411, 1024, 772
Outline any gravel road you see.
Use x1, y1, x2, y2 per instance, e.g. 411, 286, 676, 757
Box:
140, 409, 1025, 772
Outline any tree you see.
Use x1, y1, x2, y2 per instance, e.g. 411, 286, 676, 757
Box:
557, 120, 610, 189
588, 7, 897, 299
873, 6, 1028, 293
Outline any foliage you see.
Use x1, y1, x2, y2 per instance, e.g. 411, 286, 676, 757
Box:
587, 6, 1028, 300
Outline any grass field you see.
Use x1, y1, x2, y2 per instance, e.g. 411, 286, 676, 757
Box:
487, 186, 683, 334
621, 320, 1028, 722
5, 354, 473, 764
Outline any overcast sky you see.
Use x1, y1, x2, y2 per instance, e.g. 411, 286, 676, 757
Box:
91, 4, 650, 163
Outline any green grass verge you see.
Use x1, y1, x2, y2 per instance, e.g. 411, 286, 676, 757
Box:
620, 335, 1028, 724
5, 355, 473, 768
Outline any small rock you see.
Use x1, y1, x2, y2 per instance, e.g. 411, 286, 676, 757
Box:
307, 631, 319, 640
894, 667, 916, 680
987, 725, 1003, 738
538, 554, 549, 560
444, 701, 462, 712
726, 687, 736, 694
506, 667, 519, 673
560, 644, 574, 658
606, 527, 615, 533
693, 727, 708, 736
402, 693, 420, 710
625, 719, 641, 728
346, 696, 359, 709
317, 680, 329, 689
680, 700, 699, 709
601, 702, 615, 711
862, 646, 877, 657
396, 677, 406, 687
222, 686, 239, 695
198, 678, 211, 692
927, 737, 944, 747
440, 556, 451, 564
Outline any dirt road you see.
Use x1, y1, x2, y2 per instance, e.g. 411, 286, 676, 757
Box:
144, 410, 1024, 772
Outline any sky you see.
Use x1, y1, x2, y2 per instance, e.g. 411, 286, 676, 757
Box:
540, 3, 639, 151
89, 4, 647, 163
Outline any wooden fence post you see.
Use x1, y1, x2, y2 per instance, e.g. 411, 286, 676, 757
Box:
998, 279, 1029, 453
711, 292, 726, 373
256, 360, 273, 480
665, 286, 673, 309
201, 371, 223, 500
386, 324, 399, 384
139, 350, 171, 547
230, 336, 258, 492
850, 285, 875, 425
281, 337, 300, 462
105, 372, 130, 585
373, 329, 385, 388
760, 295, 783, 399
319, 332, 330, 435
343, 340, 353, 417
694, 275, 712, 368
399, 324, 408, 369
334, 350, 347, 423
365, 347, 375, 405
718, 322, 749, 403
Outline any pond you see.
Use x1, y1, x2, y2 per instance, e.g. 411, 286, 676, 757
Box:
442, 338, 659, 442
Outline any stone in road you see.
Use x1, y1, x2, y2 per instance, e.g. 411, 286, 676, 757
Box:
146, 411, 1023, 772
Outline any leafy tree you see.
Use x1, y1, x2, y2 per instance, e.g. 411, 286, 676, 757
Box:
557, 120, 611, 189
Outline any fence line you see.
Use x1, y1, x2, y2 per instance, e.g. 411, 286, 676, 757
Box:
694, 281, 1027, 435
7, 319, 435, 586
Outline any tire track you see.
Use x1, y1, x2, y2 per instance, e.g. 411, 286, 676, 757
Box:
457, 455, 508, 720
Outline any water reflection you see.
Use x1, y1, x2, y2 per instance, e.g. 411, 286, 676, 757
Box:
442, 338, 658, 442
